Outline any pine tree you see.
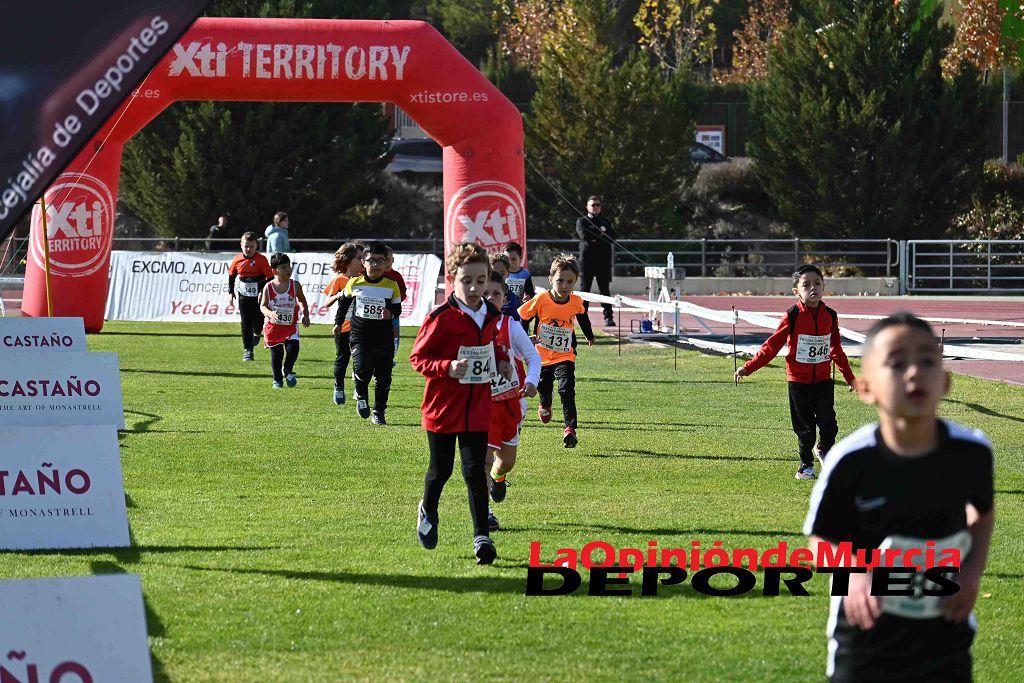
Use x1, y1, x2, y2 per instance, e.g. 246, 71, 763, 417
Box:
525, 0, 702, 238
748, 0, 992, 240
120, 0, 413, 240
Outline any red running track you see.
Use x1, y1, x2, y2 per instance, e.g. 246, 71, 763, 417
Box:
585, 295, 1024, 386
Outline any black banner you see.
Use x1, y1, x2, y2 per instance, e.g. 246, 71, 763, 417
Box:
0, 2, 210, 239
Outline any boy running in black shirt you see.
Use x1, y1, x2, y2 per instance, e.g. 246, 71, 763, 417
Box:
334, 242, 403, 424
804, 313, 995, 683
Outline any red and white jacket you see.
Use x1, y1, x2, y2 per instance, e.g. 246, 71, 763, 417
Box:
741, 299, 856, 385
410, 295, 510, 433
490, 314, 541, 402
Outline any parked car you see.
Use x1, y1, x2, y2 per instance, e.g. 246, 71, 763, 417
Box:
384, 137, 442, 176
690, 142, 727, 164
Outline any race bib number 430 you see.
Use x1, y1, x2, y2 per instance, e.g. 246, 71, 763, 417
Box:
275, 308, 294, 325
796, 333, 831, 364
458, 344, 496, 384
538, 324, 572, 352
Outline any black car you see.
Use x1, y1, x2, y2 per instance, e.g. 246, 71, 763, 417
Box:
690, 142, 727, 164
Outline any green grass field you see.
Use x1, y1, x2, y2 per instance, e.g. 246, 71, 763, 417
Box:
3, 321, 1022, 681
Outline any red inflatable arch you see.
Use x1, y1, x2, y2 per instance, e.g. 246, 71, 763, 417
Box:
23, 18, 525, 332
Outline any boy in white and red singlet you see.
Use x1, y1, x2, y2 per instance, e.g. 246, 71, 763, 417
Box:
482, 272, 540, 531
259, 252, 311, 389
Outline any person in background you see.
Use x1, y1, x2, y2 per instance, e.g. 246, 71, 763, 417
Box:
206, 214, 228, 251
265, 211, 291, 254
575, 195, 617, 327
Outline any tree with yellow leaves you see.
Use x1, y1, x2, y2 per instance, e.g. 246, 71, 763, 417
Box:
634, 0, 719, 76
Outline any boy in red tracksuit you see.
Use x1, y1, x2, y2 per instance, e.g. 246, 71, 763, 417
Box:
735, 265, 856, 480
409, 242, 512, 565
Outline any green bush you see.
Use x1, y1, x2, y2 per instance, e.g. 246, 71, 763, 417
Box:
692, 158, 768, 205
951, 160, 1024, 241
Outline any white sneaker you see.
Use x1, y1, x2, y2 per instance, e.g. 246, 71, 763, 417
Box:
795, 465, 816, 480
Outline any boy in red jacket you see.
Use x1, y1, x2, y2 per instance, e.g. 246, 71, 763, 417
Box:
409, 242, 512, 564
735, 265, 856, 480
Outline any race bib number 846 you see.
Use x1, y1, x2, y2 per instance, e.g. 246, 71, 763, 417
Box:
796, 333, 831, 364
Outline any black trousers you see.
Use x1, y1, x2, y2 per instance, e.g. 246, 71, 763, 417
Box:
538, 361, 577, 429
237, 295, 263, 351
581, 270, 614, 320
333, 331, 352, 389
269, 339, 299, 383
351, 335, 395, 413
423, 431, 490, 538
788, 380, 838, 466
830, 646, 971, 683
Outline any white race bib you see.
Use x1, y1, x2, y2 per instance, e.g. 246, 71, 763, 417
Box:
491, 370, 520, 398
507, 279, 525, 298
458, 344, 496, 384
796, 333, 831, 364
538, 323, 572, 353
878, 530, 972, 619
357, 296, 387, 320
275, 309, 294, 325
237, 280, 259, 297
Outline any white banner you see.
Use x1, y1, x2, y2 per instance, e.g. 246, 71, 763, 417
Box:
0, 352, 125, 428
0, 317, 86, 351
0, 574, 153, 682
0, 426, 129, 550
105, 251, 442, 326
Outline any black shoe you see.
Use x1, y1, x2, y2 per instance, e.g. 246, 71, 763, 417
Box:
356, 397, 371, 419
371, 410, 387, 425
474, 535, 497, 564
604, 317, 616, 327
490, 475, 507, 503
417, 500, 438, 549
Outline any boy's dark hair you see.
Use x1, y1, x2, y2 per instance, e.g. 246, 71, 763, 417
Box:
550, 254, 580, 278
488, 271, 506, 285
241, 231, 258, 242
270, 252, 291, 269
504, 242, 523, 257
364, 241, 388, 257
792, 264, 824, 287
488, 251, 511, 271
273, 211, 288, 225
862, 313, 937, 358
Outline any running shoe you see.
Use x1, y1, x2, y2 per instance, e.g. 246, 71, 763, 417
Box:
487, 508, 500, 531
490, 475, 507, 503
285, 373, 297, 388
563, 427, 578, 448
333, 386, 346, 405
417, 500, 438, 550
795, 465, 816, 480
272, 381, 283, 390
371, 410, 387, 426
356, 398, 371, 419
242, 350, 254, 362
474, 535, 497, 565
604, 317, 615, 327
538, 404, 552, 424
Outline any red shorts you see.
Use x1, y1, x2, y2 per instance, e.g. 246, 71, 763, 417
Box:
488, 398, 523, 450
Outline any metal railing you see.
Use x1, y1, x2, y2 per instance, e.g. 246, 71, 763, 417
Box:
530, 238, 899, 278
906, 240, 1024, 293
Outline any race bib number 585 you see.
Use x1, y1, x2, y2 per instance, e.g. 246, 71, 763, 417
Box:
357, 296, 387, 320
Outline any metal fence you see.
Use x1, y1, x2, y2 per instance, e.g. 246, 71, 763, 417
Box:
905, 240, 1024, 293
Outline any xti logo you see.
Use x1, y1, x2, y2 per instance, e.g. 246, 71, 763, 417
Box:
30, 173, 113, 278
445, 180, 526, 250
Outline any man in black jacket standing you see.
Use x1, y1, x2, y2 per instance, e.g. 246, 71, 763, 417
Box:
576, 195, 616, 326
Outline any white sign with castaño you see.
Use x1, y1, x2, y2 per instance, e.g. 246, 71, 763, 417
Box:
0, 426, 129, 550
0, 317, 86, 351
0, 351, 125, 428
0, 574, 153, 682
